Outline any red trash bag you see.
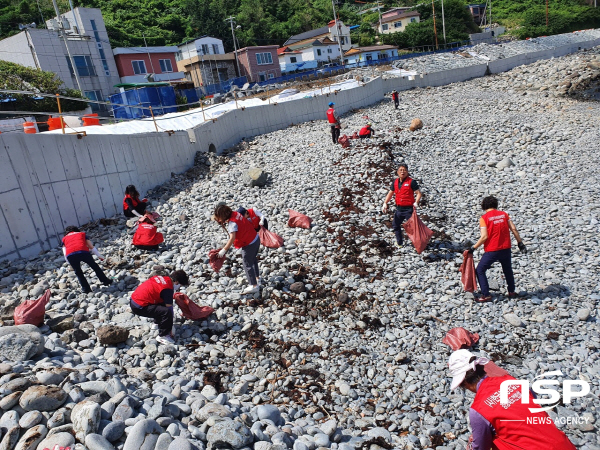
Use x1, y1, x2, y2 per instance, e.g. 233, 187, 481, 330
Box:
174, 293, 214, 321
338, 134, 350, 148
350, 131, 359, 139
442, 327, 480, 351
259, 227, 284, 248
208, 248, 226, 272
459, 250, 478, 292
288, 209, 312, 229
402, 209, 433, 254
14, 289, 51, 326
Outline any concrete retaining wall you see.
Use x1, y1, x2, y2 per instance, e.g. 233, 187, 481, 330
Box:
1, 34, 599, 261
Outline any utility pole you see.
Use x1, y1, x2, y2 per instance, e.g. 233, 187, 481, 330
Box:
52, 0, 82, 92
331, 0, 344, 65
431, 0, 439, 50
143, 33, 157, 75
377, 1, 383, 37
546, 0, 549, 27
441, 0, 446, 46
226, 16, 242, 77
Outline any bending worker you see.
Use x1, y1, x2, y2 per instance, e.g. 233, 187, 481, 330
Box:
123, 185, 148, 218
62, 226, 112, 294
359, 122, 375, 139
382, 164, 422, 248
326, 102, 341, 144
213, 204, 261, 295
468, 195, 527, 303
448, 350, 576, 450
133, 213, 164, 251
130, 270, 190, 346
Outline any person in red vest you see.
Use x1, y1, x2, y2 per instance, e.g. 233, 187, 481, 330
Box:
467, 196, 527, 303
391, 90, 399, 109
326, 102, 341, 144
213, 204, 261, 295
130, 270, 189, 346
382, 164, 422, 248
448, 350, 576, 450
358, 122, 375, 139
237, 207, 267, 231
133, 214, 164, 250
62, 226, 112, 294
123, 185, 148, 218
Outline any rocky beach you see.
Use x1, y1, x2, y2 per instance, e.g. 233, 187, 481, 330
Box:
0, 45, 599, 450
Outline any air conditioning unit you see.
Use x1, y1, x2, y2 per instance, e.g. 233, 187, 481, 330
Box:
47, 19, 59, 31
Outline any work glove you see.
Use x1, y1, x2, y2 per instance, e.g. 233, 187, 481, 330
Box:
218, 248, 227, 259
466, 247, 474, 254
518, 242, 527, 254
259, 218, 265, 226
382, 204, 388, 214
91, 247, 105, 260
413, 202, 418, 209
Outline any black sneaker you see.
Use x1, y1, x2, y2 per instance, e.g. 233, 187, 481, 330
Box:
102, 279, 113, 286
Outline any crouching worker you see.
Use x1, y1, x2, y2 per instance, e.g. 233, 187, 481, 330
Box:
62, 226, 112, 294
213, 204, 261, 295
448, 350, 576, 450
133, 213, 164, 250
130, 270, 189, 346
359, 122, 375, 138
123, 184, 148, 218
238, 207, 268, 231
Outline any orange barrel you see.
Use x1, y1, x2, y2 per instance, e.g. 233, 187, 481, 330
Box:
23, 122, 37, 134
47, 117, 64, 131
82, 113, 100, 126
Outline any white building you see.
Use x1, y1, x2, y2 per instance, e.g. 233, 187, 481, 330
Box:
377, 10, 420, 34
284, 20, 352, 53
343, 45, 398, 67
0, 7, 120, 112
177, 36, 226, 60
279, 37, 341, 73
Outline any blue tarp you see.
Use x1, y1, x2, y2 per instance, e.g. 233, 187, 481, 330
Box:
109, 86, 178, 119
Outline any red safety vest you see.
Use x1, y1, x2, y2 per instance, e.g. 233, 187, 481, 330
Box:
131, 275, 173, 307
123, 194, 140, 212
392, 92, 399, 100
132, 223, 164, 246
359, 126, 372, 136
247, 209, 260, 230
394, 177, 415, 207
481, 209, 511, 252
326, 108, 337, 124
229, 211, 257, 249
62, 232, 89, 256
471, 375, 576, 450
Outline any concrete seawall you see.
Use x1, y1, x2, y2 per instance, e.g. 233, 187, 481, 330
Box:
1, 34, 599, 261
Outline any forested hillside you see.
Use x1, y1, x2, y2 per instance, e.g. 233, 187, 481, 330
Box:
0, 0, 599, 49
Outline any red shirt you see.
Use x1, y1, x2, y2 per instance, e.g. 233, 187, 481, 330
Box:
62, 232, 89, 256
480, 210, 511, 252
131, 276, 173, 307
229, 211, 258, 249
471, 375, 576, 450
359, 126, 372, 136
132, 223, 164, 246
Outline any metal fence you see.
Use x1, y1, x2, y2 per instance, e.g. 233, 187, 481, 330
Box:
199, 76, 248, 96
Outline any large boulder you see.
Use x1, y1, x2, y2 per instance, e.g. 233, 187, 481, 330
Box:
409, 118, 423, 131
207, 419, 252, 449
97, 326, 129, 345
0, 325, 45, 362
123, 419, 162, 450
72, 400, 101, 442
20, 386, 67, 412
46, 315, 74, 333
242, 168, 269, 187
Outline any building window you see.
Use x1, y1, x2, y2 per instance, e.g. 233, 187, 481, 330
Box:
410, 17, 417, 23
66, 55, 96, 77
339, 36, 346, 45
382, 24, 389, 31
132, 60, 147, 75
159, 59, 173, 73
366, 54, 373, 61
258, 72, 266, 81
472, 7, 479, 14
394, 21, 402, 28
317, 49, 322, 56
327, 48, 332, 53
256, 52, 273, 65
212, 44, 219, 54
290, 56, 297, 63
84, 90, 106, 113
268, 73, 275, 79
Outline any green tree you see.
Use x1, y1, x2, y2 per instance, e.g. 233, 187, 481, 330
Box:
0, 60, 86, 112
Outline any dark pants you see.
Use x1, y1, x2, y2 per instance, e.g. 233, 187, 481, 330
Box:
130, 300, 173, 337
392, 207, 413, 245
330, 126, 340, 144
67, 252, 111, 293
124, 202, 147, 218
241, 237, 260, 285
135, 244, 159, 251
394, 99, 399, 109
476, 248, 515, 296
359, 133, 372, 139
